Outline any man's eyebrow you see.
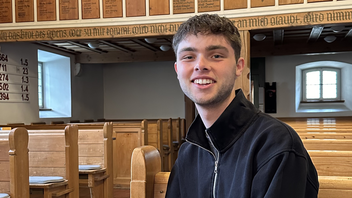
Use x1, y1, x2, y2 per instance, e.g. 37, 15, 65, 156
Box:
206, 45, 229, 52
178, 47, 197, 54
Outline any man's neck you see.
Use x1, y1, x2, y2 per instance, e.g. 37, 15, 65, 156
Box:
196, 95, 236, 128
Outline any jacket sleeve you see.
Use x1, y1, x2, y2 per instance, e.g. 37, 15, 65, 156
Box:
165, 162, 181, 198
251, 151, 319, 198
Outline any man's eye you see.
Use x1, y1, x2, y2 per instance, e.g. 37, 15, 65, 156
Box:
213, 55, 222, 58
183, 56, 193, 59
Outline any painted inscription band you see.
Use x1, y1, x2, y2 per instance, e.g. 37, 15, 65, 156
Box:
0, 9, 351, 42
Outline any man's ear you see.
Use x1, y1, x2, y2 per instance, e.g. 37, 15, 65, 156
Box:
236, 58, 245, 77
174, 62, 178, 73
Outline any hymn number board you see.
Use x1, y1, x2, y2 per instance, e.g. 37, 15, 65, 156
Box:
0, 53, 30, 103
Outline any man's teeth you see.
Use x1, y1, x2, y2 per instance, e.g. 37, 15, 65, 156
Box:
194, 79, 214, 85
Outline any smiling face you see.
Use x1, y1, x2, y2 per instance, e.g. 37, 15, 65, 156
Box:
175, 33, 244, 110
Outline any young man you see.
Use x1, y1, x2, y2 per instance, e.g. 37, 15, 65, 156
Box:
166, 14, 319, 198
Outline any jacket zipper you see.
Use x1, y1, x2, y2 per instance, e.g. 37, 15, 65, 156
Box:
185, 130, 219, 198
205, 129, 219, 198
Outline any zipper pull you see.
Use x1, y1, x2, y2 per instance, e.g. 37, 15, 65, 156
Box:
214, 161, 218, 174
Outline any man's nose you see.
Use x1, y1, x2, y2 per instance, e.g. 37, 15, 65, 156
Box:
194, 56, 210, 71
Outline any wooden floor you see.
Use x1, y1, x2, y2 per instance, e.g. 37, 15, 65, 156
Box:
114, 188, 130, 198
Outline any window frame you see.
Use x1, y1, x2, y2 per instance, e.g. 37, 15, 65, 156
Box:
38, 61, 44, 109
302, 67, 341, 102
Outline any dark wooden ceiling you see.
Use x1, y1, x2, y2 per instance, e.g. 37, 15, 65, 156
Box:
36, 23, 352, 62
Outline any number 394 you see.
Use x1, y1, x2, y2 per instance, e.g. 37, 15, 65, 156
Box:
0, 92, 9, 100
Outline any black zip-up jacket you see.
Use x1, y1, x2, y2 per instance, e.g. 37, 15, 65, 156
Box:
166, 89, 319, 198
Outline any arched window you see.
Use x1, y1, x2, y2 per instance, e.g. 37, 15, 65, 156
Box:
302, 67, 341, 101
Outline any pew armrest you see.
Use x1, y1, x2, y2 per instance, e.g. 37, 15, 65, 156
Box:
94, 174, 110, 182
51, 188, 73, 197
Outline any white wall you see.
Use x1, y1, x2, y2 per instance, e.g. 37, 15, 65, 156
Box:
0, 42, 39, 124
70, 63, 104, 121
0, 43, 104, 124
266, 52, 352, 118
103, 61, 185, 119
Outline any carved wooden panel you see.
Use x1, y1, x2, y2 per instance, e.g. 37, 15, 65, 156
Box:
103, 0, 122, 18
59, 0, 78, 20
82, 0, 100, 19
251, 0, 275, 8
15, 0, 34, 22
224, 0, 247, 10
308, 0, 332, 2
279, 0, 303, 5
37, 0, 56, 21
173, 0, 194, 14
126, 0, 146, 17
198, 0, 220, 12
0, 0, 12, 23
150, 0, 169, 16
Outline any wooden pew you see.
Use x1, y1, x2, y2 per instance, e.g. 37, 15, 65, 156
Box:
0, 128, 30, 198
318, 176, 352, 198
28, 125, 79, 198
78, 122, 113, 198
5, 122, 114, 197
303, 139, 352, 151
130, 145, 168, 198
161, 119, 173, 172
300, 133, 352, 139
309, 150, 352, 177
112, 121, 147, 188
131, 146, 352, 198
171, 118, 182, 166
295, 128, 352, 133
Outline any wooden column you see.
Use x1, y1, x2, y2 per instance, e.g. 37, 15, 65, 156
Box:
235, 30, 251, 101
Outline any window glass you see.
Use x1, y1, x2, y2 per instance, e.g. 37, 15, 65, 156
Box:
323, 71, 337, 99
38, 62, 43, 108
306, 71, 320, 99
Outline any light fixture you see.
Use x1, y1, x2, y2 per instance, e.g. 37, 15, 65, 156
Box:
145, 38, 157, 44
324, 35, 336, 43
331, 25, 345, 33
88, 42, 99, 49
253, 34, 266, 41
160, 45, 171, 52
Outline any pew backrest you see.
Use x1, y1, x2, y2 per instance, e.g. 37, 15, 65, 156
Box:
27, 125, 79, 198
309, 150, 352, 176
300, 133, 352, 139
0, 128, 29, 198
303, 139, 352, 151
130, 145, 162, 198
112, 122, 146, 188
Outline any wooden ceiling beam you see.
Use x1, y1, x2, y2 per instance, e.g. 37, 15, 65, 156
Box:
307, 26, 324, 43
35, 42, 81, 55
76, 50, 175, 64
131, 39, 160, 52
344, 29, 352, 39
68, 41, 107, 54
99, 40, 135, 53
251, 39, 351, 57
273, 29, 284, 45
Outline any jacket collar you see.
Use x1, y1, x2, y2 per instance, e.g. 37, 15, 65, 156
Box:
186, 89, 259, 153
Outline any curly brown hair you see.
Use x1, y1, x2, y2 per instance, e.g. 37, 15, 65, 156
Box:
172, 14, 242, 61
